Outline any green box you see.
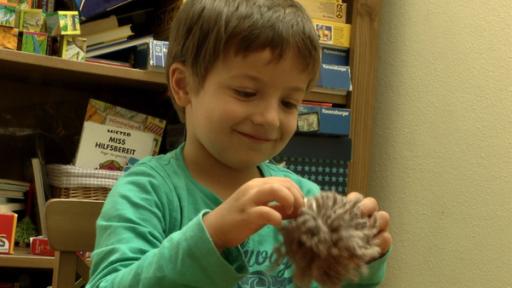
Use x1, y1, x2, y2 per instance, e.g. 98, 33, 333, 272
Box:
21, 31, 47, 55
0, 4, 16, 27
19, 8, 45, 32
46, 11, 80, 36
60, 36, 87, 61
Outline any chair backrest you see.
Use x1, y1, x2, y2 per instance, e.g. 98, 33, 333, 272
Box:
46, 198, 104, 288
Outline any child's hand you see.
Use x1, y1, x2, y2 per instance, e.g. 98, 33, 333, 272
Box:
347, 192, 392, 257
203, 177, 304, 251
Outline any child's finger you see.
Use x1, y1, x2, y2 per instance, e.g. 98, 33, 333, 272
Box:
358, 197, 379, 217
252, 183, 296, 214
249, 205, 284, 227
373, 231, 392, 255
267, 177, 304, 206
346, 191, 364, 202
375, 210, 390, 233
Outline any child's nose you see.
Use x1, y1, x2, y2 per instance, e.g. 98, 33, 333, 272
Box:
251, 100, 280, 128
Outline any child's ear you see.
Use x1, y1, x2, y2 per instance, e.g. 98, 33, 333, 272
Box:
169, 63, 191, 107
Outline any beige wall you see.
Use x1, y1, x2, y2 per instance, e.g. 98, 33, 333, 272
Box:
369, 0, 512, 287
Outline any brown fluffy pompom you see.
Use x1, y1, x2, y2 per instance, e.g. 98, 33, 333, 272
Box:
275, 192, 381, 288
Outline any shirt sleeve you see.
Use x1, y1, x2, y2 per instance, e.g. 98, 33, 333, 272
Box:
86, 164, 248, 288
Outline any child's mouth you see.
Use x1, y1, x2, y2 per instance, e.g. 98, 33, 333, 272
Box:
236, 131, 274, 142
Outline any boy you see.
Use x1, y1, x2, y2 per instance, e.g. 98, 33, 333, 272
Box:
87, 0, 391, 287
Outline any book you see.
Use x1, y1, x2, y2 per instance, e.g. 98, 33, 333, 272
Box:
31, 157, 48, 236
0, 190, 25, 199
84, 24, 133, 47
86, 34, 152, 57
84, 98, 166, 156
0, 178, 30, 190
80, 15, 118, 35
0, 213, 17, 254
80, 0, 134, 20
0, 201, 24, 213
74, 121, 154, 170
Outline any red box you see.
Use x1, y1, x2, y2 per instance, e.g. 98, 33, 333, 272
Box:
30, 236, 55, 256
0, 213, 17, 255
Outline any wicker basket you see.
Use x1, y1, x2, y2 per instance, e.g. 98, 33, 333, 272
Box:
51, 186, 111, 201
47, 164, 123, 201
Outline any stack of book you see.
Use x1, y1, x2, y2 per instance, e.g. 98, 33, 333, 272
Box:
296, 0, 352, 93
0, 178, 29, 214
76, 1, 170, 70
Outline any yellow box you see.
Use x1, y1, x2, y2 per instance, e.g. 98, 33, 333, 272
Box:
296, 0, 347, 23
312, 18, 351, 48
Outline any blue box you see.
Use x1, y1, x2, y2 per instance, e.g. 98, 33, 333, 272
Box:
317, 64, 351, 91
298, 105, 351, 136
321, 47, 349, 66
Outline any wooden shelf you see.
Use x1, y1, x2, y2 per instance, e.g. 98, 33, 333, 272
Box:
0, 247, 54, 269
0, 48, 167, 91
307, 87, 347, 105
0, 48, 345, 104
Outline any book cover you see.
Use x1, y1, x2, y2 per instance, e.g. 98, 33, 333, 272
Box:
0, 26, 18, 49
317, 64, 352, 91
74, 121, 154, 170
84, 98, 166, 156
296, 0, 347, 23
0, 213, 17, 254
0, 4, 16, 27
60, 36, 87, 61
20, 31, 47, 55
313, 18, 351, 48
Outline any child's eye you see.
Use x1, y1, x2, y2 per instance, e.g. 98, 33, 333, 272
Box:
281, 100, 298, 110
234, 89, 257, 98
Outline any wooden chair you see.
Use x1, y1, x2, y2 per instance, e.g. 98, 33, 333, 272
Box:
46, 199, 104, 288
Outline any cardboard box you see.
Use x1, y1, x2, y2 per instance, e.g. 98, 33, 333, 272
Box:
0, 213, 17, 255
0, 4, 16, 27
0, 26, 18, 49
46, 11, 81, 36
321, 46, 349, 66
317, 64, 351, 91
60, 36, 87, 61
298, 105, 351, 136
21, 31, 47, 55
30, 236, 55, 256
296, 0, 347, 23
18, 8, 45, 32
313, 18, 351, 48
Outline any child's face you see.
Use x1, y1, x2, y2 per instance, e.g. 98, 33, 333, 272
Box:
184, 49, 311, 169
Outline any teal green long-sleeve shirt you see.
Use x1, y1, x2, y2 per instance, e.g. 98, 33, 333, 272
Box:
87, 145, 388, 287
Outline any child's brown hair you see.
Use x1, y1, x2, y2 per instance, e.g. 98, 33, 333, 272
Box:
166, 0, 321, 122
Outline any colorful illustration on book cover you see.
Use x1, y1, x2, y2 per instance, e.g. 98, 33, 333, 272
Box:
85, 99, 166, 156
46, 11, 81, 36
19, 8, 45, 32
0, 5, 16, 27
0, 26, 18, 49
98, 159, 123, 171
61, 36, 87, 61
315, 24, 333, 43
21, 31, 47, 55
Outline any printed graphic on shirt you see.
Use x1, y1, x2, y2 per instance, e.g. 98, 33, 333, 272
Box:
237, 248, 294, 288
